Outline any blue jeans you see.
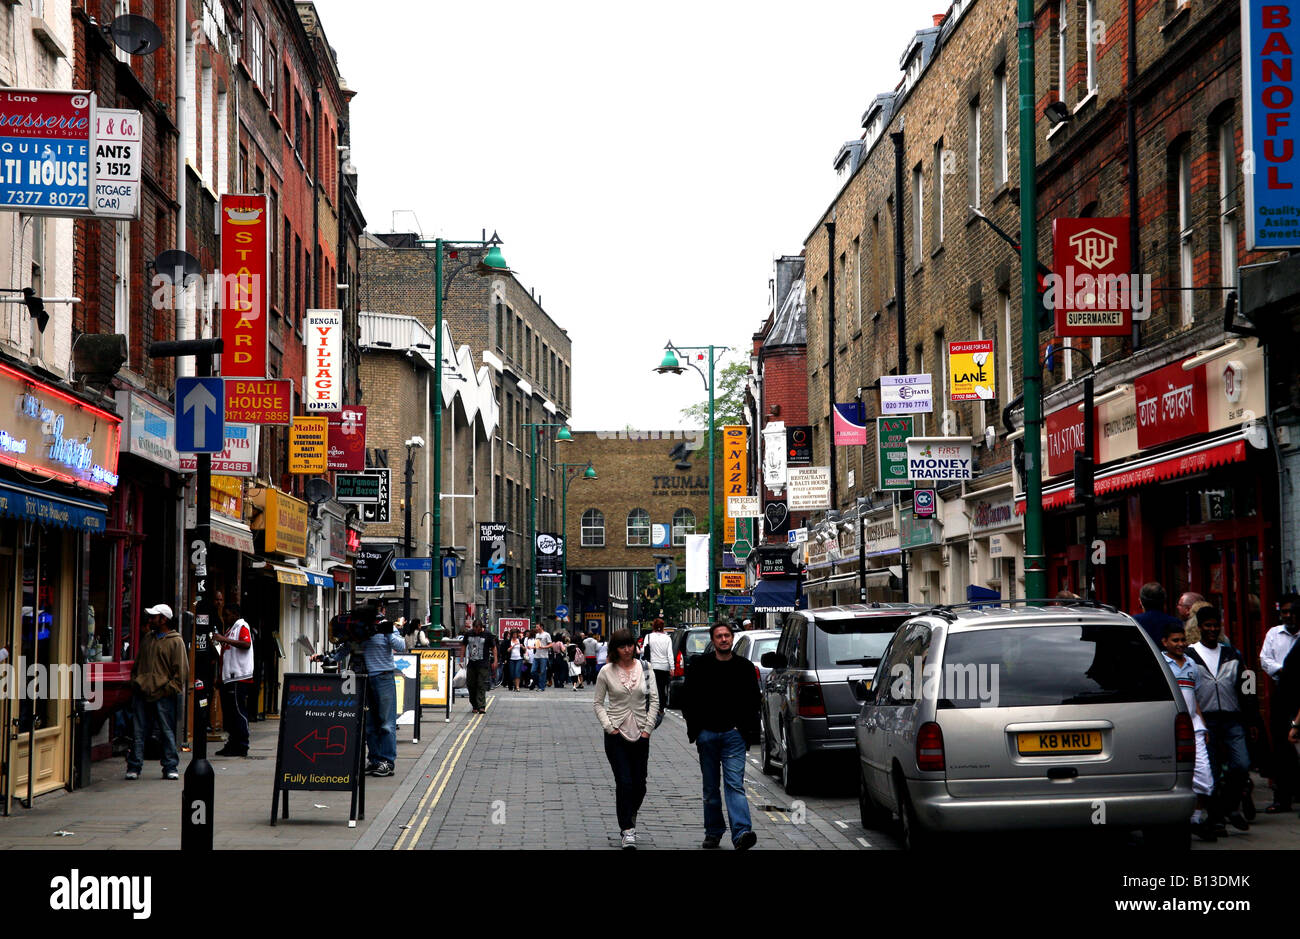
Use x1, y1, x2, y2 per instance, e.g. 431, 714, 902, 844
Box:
696, 728, 752, 842
534, 655, 549, 690
128, 693, 178, 775
366, 671, 398, 765
1204, 712, 1250, 818
508, 659, 522, 683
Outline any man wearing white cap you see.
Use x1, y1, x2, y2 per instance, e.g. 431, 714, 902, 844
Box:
126, 604, 187, 780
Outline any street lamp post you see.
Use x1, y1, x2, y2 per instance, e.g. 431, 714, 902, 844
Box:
559, 461, 597, 622
412, 236, 510, 635
524, 422, 573, 625
402, 436, 424, 625
655, 342, 722, 624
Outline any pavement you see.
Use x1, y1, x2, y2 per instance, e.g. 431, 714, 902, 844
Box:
1, 684, 1295, 851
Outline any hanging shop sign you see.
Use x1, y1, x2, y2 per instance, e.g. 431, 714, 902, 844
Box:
0, 89, 95, 214
210, 474, 243, 519
1242, 0, 1300, 249
0, 362, 120, 492
719, 571, 746, 591
906, 439, 974, 481
786, 425, 813, 465
479, 521, 508, 589
114, 390, 178, 471
355, 542, 396, 593
913, 488, 937, 519
754, 544, 800, 578
786, 466, 832, 511
1049, 217, 1137, 336
1045, 405, 1095, 478
289, 416, 329, 474
327, 406, 366, 472
723, 425, 748, 544
948, 341, 996, 401
536, 532, 564, 576
219, 193, 269, 378
93, 107, 141, 219
833, 402, 868, 446
727, 495, 760, 518
877, 416, 913, 491
880, 374, 934, 414
305, 309, 343, 413
764, 500, 790, 537
224, 378, 291, 424
1134, 359, 1208, 450
762, 421, 788, 490
178, 424, 259, 476
265, 488, 308, 558
359, 468, 390, 523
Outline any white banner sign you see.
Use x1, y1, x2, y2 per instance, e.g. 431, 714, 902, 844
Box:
786, 466, 832, 511
305, 309, 343, 413
178, 424, 260, 476
881, 374, 934, 414
906, 439, 973, 481
727, 496, 760, 518
762, 420, 787, 490
685, 533, 711, 594
93, 109, 142, 219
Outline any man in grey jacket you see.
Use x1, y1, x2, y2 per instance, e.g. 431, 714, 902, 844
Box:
1187, 606, 1255, 832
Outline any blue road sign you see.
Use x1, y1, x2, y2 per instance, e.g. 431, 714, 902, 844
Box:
655, 561, 674, 584
442, 556, 460, 579
482, 575, 496, 591
555, 604, 569, 619
175, 377, 224, 453
717, 596, 754, 606
393, 557, 434, 572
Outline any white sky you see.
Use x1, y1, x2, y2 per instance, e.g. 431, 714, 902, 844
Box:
311, 0, 927, 430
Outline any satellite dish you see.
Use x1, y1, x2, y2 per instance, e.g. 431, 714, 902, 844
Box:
153, 249, 202, 280
108, 15, 165, 56
305, 478, 335, 505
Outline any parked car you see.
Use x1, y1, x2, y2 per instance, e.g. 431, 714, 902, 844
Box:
854, 604, 1195, 850
759, 604, 922, 794
664, 626, 714, 710
732, 629, 782, 688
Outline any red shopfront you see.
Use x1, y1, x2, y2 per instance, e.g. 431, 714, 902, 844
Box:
1018, 339, 1279, 673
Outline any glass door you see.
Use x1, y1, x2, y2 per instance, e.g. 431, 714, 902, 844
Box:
14, 525, 69, 803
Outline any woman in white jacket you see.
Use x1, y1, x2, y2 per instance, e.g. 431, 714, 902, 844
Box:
593, 628, 660, 849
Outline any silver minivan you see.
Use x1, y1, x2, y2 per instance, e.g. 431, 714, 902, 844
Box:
855, 605, 1196, 849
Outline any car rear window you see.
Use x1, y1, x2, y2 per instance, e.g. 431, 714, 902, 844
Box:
751, 638, 778, 661
683, 631, 712, 654
937, 623, 1174, 709
814, 615, 912, 669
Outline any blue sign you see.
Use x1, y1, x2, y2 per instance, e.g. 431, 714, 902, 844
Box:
555, 604, 569, 619
655, 561, 674, 584
174, 377, 224, 453
0, 90, 94, 213
482, 575, 497, 591
651, 523, 671, 548
717, 596, 754, 606
393, 557, 434, 572
442, 556, 460, 579
1243, 1, 1300, 248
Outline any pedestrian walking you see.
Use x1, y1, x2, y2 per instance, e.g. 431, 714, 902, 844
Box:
508, 632, 524, 691
1186, 606, 1254, 833
571, 642, 586, 690
1160, 620, 1216, 841
532, 625, 552, 691
125, 603, 187, 780
682, 621, 760, 850
643, 618, 673, 718
551, 635, 568, 689
463, 619, 497, 714
1134, 582, 1182, 647
1261, 593, 1300, 813
595, 637, 608, 670
583, 632, 599, 683
211, 601, 255, 758
593, 628, 660, 849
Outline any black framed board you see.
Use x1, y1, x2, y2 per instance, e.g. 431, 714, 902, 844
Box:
270, 672, 368, 827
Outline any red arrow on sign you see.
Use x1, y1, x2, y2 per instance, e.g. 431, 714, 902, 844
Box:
294, 725, 347, 763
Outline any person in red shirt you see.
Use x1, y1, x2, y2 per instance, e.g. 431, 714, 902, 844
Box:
211, 601, 255, 757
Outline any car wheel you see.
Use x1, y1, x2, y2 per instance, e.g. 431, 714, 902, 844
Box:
893, 773, 931, 851
859, 765, 885, 829
760, 719, 776, 776
1141, 824, 1190, 851
780, 725, 802, 796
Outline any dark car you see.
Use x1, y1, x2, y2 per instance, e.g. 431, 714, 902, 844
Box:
759, 604, 922, 794
664, 626, 714, 710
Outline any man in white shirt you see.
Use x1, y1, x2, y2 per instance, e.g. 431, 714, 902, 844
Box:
583, 632, 599, 683
532, 626, 552, 691
644, 618, 674, 717
1260, 594, 1299, 812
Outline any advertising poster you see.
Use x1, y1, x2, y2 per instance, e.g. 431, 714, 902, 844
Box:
1242, 0, 1300, 248
327, 406, 367, 471
93, 108, 141, 219
0, 89, 94, 214
948, 341, 995, 401
479, 522, 508, 589
880, 374, 934, 414
416, 649, 450, 707
877, 416, 913, 491
305, 309, 343, 413
833, 402, 868, 445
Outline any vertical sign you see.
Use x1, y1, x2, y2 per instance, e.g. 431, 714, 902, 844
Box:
1050, 218, 1134, 336
0, 89, 95, 214
305, 309, 343, 413
93, 108, 142, 219
723, 425, 748, 544
877, 416, 913, 491
327, 405, 367, 471
1242, 1, 1300, 249
479, 522, 507, 589
220, 193, 269, 378
786, 425, 813, 465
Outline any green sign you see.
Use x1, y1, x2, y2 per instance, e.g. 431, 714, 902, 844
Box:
877, 416, 913, 491
900, 508, 939, 549
732, 539, 752, 560
734, 517, 753, 544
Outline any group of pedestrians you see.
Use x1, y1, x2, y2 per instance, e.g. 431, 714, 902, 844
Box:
1139, 581, 1300, 841
496, 625, 605, 692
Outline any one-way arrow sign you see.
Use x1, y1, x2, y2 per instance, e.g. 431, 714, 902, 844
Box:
175, 377, 225, 453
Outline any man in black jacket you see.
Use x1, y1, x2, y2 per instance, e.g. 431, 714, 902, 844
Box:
682, 621, 760, 850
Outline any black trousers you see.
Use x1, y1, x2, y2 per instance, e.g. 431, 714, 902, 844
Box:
603, 733, 649, 832
653, 669, 670, 714
1268, 701, 1299, 806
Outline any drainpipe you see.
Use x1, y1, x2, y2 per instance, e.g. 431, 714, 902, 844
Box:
1127, 0, 1141, 353
891, 127, 910, 602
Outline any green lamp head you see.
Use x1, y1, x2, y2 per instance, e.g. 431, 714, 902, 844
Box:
583, 463, 597, 479
655, 347, 684, 375
556, 426, 573, 442
477, 243, 510, 276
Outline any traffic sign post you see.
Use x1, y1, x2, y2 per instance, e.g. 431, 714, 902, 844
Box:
393, 557, 434, 572
731, 540, 752, 560
175, 377, 224, 453
555, 604, 569, 620
442, 556, 460, 579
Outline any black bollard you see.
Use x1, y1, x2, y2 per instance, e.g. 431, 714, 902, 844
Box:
182, 679, 215, 851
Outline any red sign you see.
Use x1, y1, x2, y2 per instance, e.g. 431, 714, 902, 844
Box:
1045, 404, 1098, 477
498, 617, 531, 635
1134, 360, 1209, 449
224, 378, 291, 424
327, 406, 367, 472
1051, 217, 1134, 337
219, 193, 269, 378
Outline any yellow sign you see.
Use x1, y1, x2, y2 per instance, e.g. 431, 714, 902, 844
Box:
948, 340, 996, 401
719, 571, 745, 591
723, 425, 748, 543
289, 416, 328, 473
265, 488, 308, 557
417, 649, 450, 706
211, 474, 243, 519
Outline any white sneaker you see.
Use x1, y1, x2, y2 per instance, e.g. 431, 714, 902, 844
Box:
124, 771, 139, 780
621, 829, 636, 850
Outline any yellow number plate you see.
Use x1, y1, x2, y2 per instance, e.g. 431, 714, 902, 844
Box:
1017, 731, 1102, 755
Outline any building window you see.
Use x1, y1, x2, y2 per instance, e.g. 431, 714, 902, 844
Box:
495, 301, 504, 351
968, 98, 981, 208
1177, 143, 1194, 326
1085, 0, 1099, 94
582, 509, 605, 547
912, 163, 924, 260
999, 289, 1013, 408
248, 16, 264, 91
672, 508, 696, 546
994, 66, 1008, 187
1218, 118, 1239, 304
114, 221, 130, 338
934, 139, 945, 244
1058, 0, 1068, 102
626, 508, 650, 546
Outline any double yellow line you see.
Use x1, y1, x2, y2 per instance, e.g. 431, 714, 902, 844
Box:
392, 697, 492, 850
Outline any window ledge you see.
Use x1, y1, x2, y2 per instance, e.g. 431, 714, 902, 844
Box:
1046, 120, 1068, 142
31, 17, 68, 59
930, 243, 946, 260
1072, 89, 1098, 115
851, 329, 863, 341
1161, 3, 1192, 34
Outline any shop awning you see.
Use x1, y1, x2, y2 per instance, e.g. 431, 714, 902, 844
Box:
210, 516, 255, 553
0, 479, 107, 533
272, 564, 334, 588
1015, 434, 1250, 515
753, 578, 800, 613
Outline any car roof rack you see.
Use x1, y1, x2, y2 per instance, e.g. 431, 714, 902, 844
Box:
917, 598, 1119, 621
